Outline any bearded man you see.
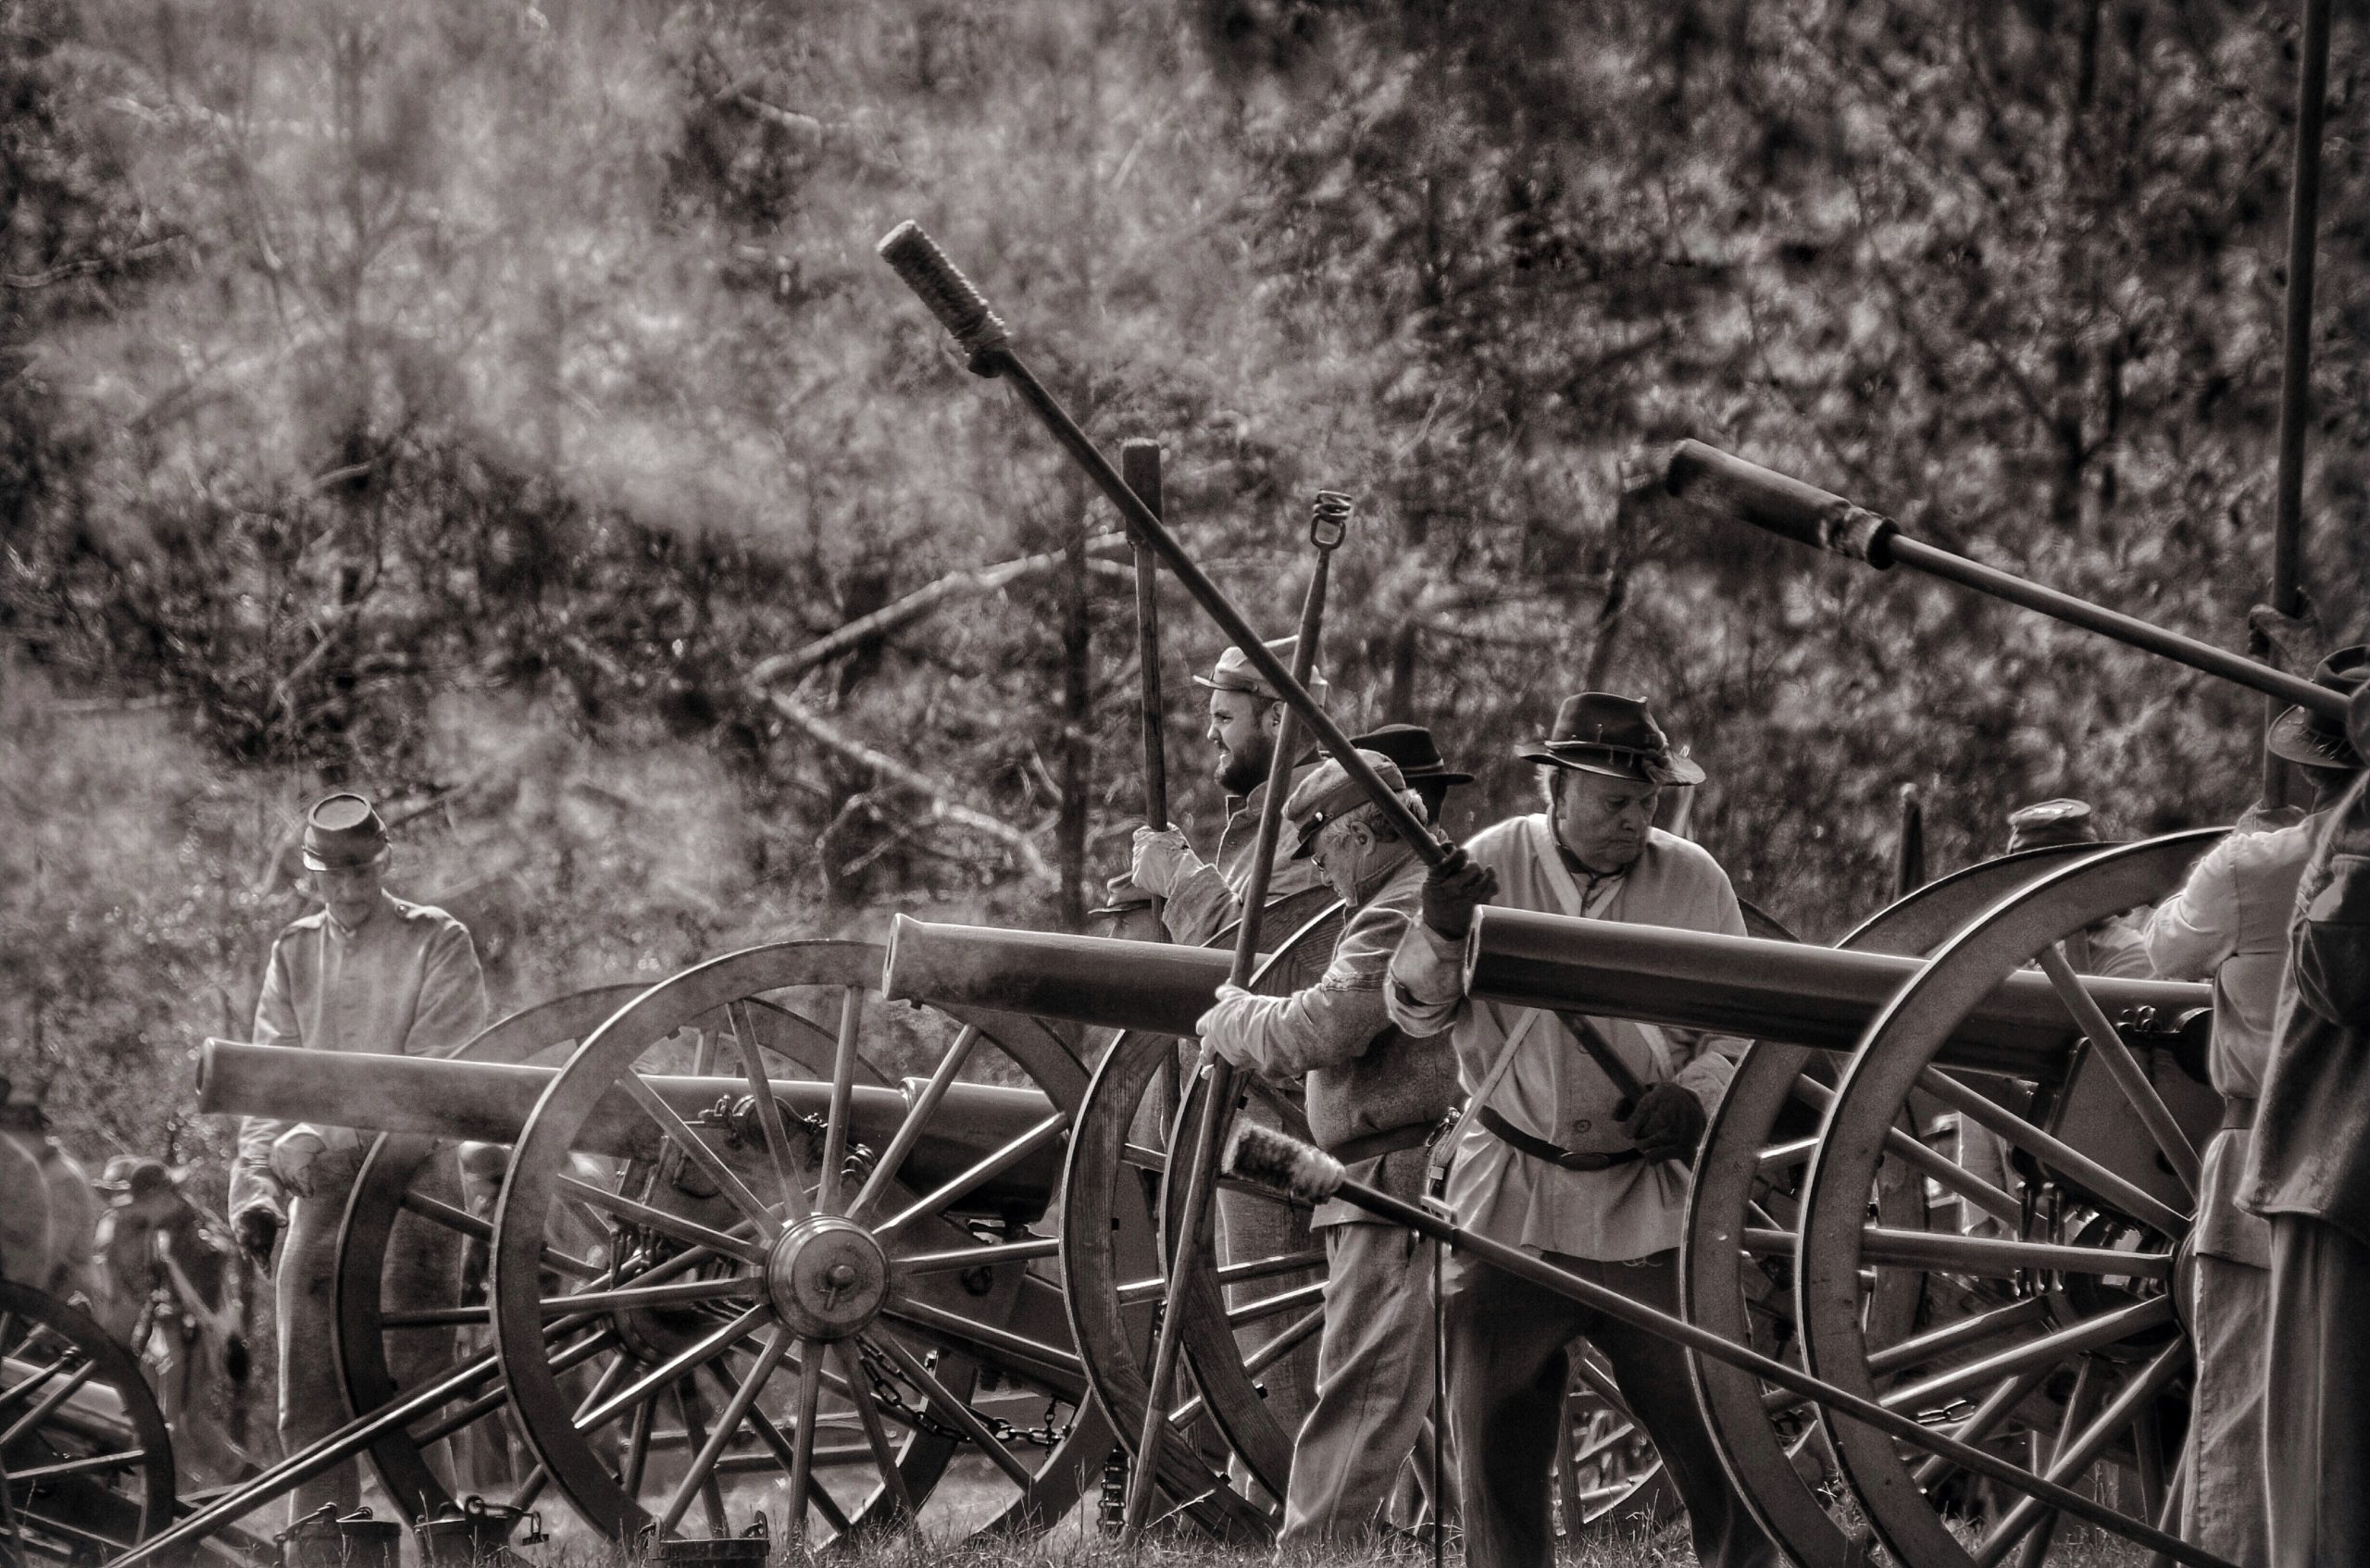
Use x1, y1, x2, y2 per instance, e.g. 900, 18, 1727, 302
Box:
1386, 692, 1780, 1568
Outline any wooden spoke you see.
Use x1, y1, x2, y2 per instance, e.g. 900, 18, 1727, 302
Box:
538, 1276, 759, 1319
398, 1188, 605, 1278
556, 1175, 769, 1265
730, 1001, 815, 1223
619, 1070, 784, 1240
1865, 1295, 2052, 1378
893, 1238, 1059, 1276
1116, 1248, 1328, 1305
1756, 1136, 1818, 1174
577, 1306, 771, 1435
1976, 1342, 2189, 1567
618, 1396, 655, 1497
1787, 1072, 2024, 1226
2037, 943, 2202, 1194
1919, 1069, 2189, 1236
1879, 1296, 2174, 1414
1224, 1279, 1326, 1329
831, 1341, 916, 1520
817, 989, 864, 1215
1913, 1365, 2054, 1487
0, 1350, 78, 1421
659, 1329, 793, 1535
1743, 1226, 2172, 1279
1235, 1307, 1324, 1380
3, 1449, 152, 1483
670, 1379, 730, 1537
734, 1395, 854, 1536
875, 1113, 1069, 1238
781, 1344, 827, 1541
848, 1024, 983, 1221
869, 1335, 1035, 1490
879, 1294, 1086, 1400
0, 1361, 99, 1449
1121, 1141, 1166, 1173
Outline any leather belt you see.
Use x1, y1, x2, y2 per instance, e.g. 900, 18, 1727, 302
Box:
2221, 1097, 2256, 1132
1477, 1105, 1641, 1172
1324, 1122, 1437, 1166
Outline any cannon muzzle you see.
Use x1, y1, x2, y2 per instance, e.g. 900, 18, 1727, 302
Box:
196, 1041, 1059, 1216
882, 914, 2207, 1079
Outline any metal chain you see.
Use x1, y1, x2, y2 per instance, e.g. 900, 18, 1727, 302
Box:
849, 1338, 1068, 1450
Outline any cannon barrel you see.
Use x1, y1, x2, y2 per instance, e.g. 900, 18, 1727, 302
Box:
882, 914, 2208, 1079
196, 1041, 1060, 1214
1661, 441, 2343, 721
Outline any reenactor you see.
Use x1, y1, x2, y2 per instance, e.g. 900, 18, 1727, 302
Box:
2141, 648, 2364, 1565
1194, 747, 1465, 1546
1111, 638, 1331, 945
2236, 659, 2370, 1567
1386, 692, 1780, 1568
229, 793, 486, 1519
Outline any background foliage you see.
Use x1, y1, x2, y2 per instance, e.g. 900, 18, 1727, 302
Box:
4, 0, 2367, 1194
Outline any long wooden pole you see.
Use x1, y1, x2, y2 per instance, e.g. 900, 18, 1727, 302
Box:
2264, 0, 2334, 803
1122, 440, 1173, 858
1121, 504, 1341, 1538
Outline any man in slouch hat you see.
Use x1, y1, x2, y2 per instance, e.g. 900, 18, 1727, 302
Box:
1386, 693, 1779, 1568
229, 793, 486, 1518
1109, 637, 1332, 947
2232, 655, 2370, 1567
1195, 751, 1461, 1546
1348, 723, 1474, 829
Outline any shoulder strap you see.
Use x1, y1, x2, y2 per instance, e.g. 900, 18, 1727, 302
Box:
1427, 1004, 1545, 1188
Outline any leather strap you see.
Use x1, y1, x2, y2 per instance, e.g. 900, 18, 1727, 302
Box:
1325, 1122, 1436, 1165
1477, 1105, 1642, 1173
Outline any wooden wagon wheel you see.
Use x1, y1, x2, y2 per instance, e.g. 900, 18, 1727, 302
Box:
486, 940, 1124, 1547
1684, 844, 2117, 1567
0, 1279, 178, 1564
1056, 894, 1338, 1532
333, 984, 885, 1531
1795, 833, 2227, 1568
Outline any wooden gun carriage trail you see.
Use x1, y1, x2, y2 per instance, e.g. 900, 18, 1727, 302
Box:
0, 241, 2306, 1568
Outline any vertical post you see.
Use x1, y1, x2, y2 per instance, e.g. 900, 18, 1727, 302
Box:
1122, 440, 1172, 908
1895, 782, 1927, 900
2264, 0, 2332, 803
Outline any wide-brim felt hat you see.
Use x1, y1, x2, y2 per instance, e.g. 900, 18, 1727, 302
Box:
301, 791, 391, 870
2267, 644, 2370, 769
1516, 693, 1704, 787
1191, 637, 1329, 708
1348, 723, 1474, 787
1286, 750, 1408, 860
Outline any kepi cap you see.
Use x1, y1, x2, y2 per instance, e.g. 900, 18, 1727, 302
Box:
1192, 638, 1330, 709
1285, 751, 1407, 860
1517, 693, 1704, 787
301, 792, 390, 871
2004, 798, 2099, 855
2266, 645, 2370, 771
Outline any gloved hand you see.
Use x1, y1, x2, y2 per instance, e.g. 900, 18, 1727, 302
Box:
1420, 846, 1499, 940
1624, 1083, 1707, 1164
232, 1206, 281, 1262
1195, 983, 1259, 1069
1129, 827, 1200, 900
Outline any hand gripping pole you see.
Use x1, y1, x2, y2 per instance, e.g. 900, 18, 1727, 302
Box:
1662, 441, 2341, 722
1224, 1122, 2237, 1568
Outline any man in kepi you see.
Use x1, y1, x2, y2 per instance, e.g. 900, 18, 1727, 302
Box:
1194, 751, 1461, 1547
1387, 693, 1780, 1568
1111, 637, 1331, 946
229, 793, 486, 1519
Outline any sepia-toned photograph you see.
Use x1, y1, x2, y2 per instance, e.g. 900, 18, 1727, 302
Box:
3, 3, 2366, 1566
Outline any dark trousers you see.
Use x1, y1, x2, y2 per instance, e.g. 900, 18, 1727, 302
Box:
2264, 1214, 2370, 1568
1443, 1248, 1779, 1568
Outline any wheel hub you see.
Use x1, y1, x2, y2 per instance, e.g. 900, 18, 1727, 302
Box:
765, 1215, 888, 1340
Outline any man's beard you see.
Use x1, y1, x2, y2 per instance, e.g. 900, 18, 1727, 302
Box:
1218, 733, 1277, 796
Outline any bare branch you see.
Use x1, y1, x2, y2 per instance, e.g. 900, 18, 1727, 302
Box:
759, 690, 1058, 887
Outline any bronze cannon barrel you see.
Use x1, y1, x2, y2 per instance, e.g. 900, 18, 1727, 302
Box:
882, 913, 1245, 1034
1466, 907, 2206, 1078
196, 1041, 1061, 1215
881, 914, 2208, 1079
